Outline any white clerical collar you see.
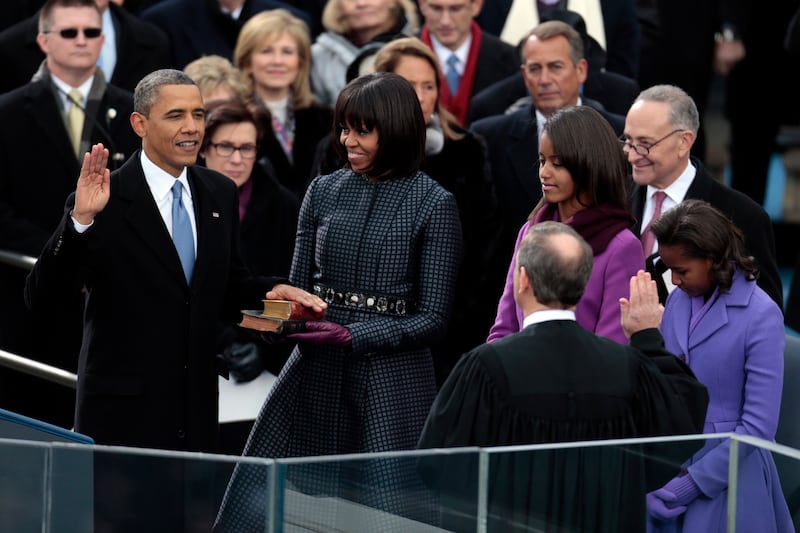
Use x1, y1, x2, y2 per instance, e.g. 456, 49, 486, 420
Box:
522, 309, 576, 329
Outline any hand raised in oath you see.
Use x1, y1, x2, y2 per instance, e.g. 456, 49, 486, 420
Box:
72, 143, 111, 225
620, 270, 665, 339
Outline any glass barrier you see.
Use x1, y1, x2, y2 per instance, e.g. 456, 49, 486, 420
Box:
2, 433, 800, 532
731, 435, 800, 533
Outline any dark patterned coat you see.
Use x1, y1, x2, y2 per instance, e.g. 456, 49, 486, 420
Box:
215, 168, 463, 531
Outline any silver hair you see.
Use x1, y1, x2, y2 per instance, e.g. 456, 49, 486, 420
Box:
633, 84, 700, 136
134, 69, 197, 116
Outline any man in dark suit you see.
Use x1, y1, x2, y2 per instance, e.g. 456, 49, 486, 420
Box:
24, 69, 325, 532
0, 0, 140, 428
471, 20, 624, 294
418, 222, 708, 532
418, 0, 519, 125
25, 68, 325, 452
467, 9, 639, 122
623, 84, 783, 310
140, 0, 309, 70
0, 0, 170, 93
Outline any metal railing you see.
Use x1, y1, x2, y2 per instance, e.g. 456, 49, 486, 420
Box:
0, 349, 77, 389
0, 248, 36, 271
0, 248, 76, 388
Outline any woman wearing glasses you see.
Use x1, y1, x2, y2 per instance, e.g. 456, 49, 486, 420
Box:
199, 98, 300, 406
488, 105, 644, 344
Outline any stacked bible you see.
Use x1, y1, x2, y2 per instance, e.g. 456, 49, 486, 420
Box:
239, 300, 325, 334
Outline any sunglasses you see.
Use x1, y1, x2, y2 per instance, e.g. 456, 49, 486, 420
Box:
44, 27, 103, 39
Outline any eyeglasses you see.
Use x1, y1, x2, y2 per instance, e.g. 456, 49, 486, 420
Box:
620, 129, 685, 156
209, 142, 258, 159
43, 27, 103, 39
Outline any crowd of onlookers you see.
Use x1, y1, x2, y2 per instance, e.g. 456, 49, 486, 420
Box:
1, 1, 800, 531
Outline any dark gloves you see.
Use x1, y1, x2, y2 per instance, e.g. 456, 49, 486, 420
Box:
285, 320, 352, 347
222, 341, 264, 383
647, 474, 702, 521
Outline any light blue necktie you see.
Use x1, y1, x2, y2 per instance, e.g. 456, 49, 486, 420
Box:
445, 54, 461, 95
171, 181, 194, 283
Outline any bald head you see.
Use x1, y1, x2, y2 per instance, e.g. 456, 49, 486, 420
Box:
516, 221, 593, 308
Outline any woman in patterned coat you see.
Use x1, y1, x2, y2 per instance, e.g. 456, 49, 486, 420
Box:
215, 72, 463, 531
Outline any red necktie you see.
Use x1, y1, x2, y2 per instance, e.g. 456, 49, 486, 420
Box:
641, 191, 667, 256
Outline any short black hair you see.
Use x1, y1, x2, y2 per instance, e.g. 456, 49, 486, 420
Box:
332, 72, 425, 180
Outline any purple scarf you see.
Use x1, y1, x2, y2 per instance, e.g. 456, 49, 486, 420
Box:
533, 202, 636, 255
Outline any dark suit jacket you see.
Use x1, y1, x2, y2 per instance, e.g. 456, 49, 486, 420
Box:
140, 0, 309, 69
630, 157, 783, 311
0, 3, 170, 93
0, 74, 139, 431
470, 31, 520, 99
24, 153, 284, 452
0, 76, 138, 256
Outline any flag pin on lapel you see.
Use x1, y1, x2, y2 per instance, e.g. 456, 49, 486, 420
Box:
212, 212, 220, 218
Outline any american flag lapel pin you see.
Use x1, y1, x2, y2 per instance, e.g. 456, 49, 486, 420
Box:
212, 212, 220, 218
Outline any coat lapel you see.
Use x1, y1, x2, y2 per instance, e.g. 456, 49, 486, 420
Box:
687, 296, 729, 350
24, 81, 80, 172
630, 185, 646, 235
187, 167, 227, 289
684, 157, 714, 201
507, 106, 541, 205
118, 155, 189, 286
687, 274, 753, 350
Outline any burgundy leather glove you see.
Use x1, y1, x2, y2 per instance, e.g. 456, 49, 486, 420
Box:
647, 474, 701, 521
285, 320, 352, 347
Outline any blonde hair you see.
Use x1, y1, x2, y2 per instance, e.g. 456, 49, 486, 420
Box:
234, 9, 314, 109
183, 55, 249, 101
321, 0, 419, 36
373, 37, 465, 140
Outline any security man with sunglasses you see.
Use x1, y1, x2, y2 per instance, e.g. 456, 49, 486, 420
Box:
0, 0, 140, 429
0, 0, 170, 93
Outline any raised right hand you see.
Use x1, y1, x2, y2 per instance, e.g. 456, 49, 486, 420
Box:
72, 143, 111, 225
619, 270, 664, 339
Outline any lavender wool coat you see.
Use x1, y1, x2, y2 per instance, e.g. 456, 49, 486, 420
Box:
487, 218, 644, 344
652, 272, 793, 532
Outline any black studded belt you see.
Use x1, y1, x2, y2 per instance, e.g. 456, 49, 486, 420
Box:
313, 284, 415, 316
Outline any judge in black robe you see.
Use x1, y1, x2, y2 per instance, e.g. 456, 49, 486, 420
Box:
417, 224, 709, 532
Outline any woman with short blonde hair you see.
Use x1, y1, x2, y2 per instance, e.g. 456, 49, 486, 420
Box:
235, 9, 315, 109
233, 8, 333, 200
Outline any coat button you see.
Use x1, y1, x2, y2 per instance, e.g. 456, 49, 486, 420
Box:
177, 429, 185, 439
